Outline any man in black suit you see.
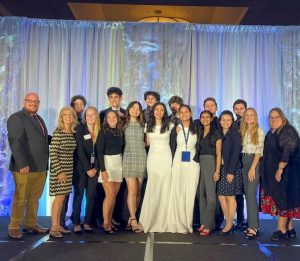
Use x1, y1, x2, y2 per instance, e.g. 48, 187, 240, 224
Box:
233, 99, 248, 230
99, 87, 125, 124
7, 92, 50, 240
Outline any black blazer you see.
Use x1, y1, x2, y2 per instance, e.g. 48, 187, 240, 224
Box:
7, 108, 49, 172
99, 107, 126, 124
222, 128, 242, 175
75, 123, 99, 173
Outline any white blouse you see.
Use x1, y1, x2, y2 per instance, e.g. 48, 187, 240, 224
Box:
242, 127, 265, 156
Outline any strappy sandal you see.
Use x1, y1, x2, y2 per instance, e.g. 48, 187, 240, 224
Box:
198, 226, 205, 232
243, 227, 250, 234
125, 218, 132, 231
49, 230, 63, 238
200, 229, 211, 236
59, 226, 71, 234
246, 228, 259, 239
130, 219, 142, 233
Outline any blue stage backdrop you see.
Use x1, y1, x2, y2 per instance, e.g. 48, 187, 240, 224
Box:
0, 17, 299, 216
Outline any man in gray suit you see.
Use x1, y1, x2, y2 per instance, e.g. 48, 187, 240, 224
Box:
7, 92, 50, 239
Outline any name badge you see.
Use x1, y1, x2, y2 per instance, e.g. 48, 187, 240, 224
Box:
84, 134, 91, 140
181, 151, 191, 162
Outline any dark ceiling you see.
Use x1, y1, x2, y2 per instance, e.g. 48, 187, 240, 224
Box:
0, 0, 299, 25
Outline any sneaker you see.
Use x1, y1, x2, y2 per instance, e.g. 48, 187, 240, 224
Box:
271, 230, 288, 242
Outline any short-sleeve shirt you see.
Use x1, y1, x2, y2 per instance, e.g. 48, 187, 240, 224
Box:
199, 130, 222, 156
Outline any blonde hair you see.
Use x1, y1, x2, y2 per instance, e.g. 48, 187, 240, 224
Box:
240, 108, 259, 145
83, 106, 100, 143
57, 106, 77, 133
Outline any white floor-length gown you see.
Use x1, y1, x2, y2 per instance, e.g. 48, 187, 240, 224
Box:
140, 124, 173, 232
167, 126, 200, 233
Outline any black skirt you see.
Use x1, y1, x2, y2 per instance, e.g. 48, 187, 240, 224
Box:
217, 166, 242, 196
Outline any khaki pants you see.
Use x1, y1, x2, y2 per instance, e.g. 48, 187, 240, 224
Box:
8, 171, 47, 230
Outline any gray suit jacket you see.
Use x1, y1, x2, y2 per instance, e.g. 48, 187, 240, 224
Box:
7, 108, 49, 172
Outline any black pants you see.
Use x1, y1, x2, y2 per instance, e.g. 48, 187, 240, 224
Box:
72, 172, 98, 225
236, 194, 245, 224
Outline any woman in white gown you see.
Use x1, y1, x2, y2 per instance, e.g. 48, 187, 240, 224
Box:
168, 104, 200, 233
140, 102, 173, 232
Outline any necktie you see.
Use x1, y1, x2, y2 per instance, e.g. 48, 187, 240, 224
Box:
33, 115, 45, 137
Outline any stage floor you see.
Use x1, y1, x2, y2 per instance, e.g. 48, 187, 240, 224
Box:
1, 217, 300, 261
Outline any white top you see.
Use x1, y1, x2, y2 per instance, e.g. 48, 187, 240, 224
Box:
242, 127, 265, 156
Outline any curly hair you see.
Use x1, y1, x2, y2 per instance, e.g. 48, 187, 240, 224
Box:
70, 95, 87, 108
144, 91, 160, 102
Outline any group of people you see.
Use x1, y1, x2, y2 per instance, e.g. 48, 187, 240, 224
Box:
7, 87, 300, 242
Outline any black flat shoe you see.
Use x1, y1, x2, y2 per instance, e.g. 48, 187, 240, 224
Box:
287, 229, 296, 238
271, 230, 288, 242
83, 226, 94, 233
73, 225, 82, 234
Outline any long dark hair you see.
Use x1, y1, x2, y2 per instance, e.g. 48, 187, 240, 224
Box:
146, 102, 170, 134
219, 110, 235, 134
199, 110, 217, 147
179, 104, 196, 134
124, 101, 144, 128
102, 110, 123, 137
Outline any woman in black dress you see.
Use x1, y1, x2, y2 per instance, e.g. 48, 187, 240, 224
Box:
260, 108, 300, 242
217, 110, 242, 235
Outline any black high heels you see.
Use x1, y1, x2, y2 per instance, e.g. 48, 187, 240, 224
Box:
218, 225, 234, 235
287, 228, 296, 238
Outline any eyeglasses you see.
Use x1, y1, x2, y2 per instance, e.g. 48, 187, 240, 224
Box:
25, 99, 40, 104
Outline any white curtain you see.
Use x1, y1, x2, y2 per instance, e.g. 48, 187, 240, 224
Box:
0, 17, 299, 215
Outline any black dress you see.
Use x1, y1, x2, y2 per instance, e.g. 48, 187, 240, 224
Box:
260, 124, 300, 218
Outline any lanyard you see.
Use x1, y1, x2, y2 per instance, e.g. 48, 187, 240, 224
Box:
181, 124, 190, 151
